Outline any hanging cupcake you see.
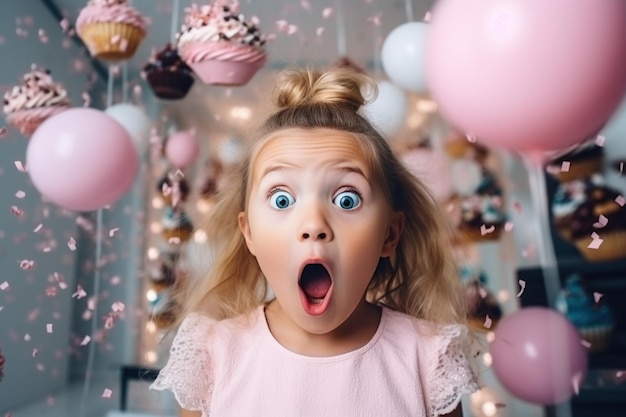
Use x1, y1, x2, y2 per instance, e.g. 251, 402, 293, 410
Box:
142, 43, 195, 100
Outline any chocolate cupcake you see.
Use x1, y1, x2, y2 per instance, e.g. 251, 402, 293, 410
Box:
157, 174, 191, 206
569, 179, 626, 261
142, 43, 195, 100
547, 140, 604, 182
161, 207, 194, 244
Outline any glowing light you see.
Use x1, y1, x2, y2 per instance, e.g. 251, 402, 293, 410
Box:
152, 197, 164, 209
150, 221, 163, 234
230, 106, 252, 120
482, 401, 497, 417
144, 350, 158, 364
147, 247, 160, 260
486, 331, 496, 343
497, 289, 510, 303
146, 289, 158, 302
483, 352, 493, 367
196, 199, 214, 214
146, 321, 157, 333
416, 99, 438, 113
194, 229, 208, 243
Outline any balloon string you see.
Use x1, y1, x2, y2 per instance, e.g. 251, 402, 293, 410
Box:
336, 0, 346, 57
171, 0, 180, 44
78, 208, 104, 417
405, 0, 414, 22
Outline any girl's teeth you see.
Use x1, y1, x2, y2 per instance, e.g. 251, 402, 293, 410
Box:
309, 297, 323, 304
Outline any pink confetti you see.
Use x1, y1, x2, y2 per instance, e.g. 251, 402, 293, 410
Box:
595, 135, 606, 146
111, 301, 125, 313
0, 282, 9, 291
80, 335, 91, 346
19, 260, 35, 270
316, 27, 325, 36
0, 127, 7, 137
480, 224, 495, 236
10, 206, 25, 217
46, 286, 57, 297
300, 1, 311, 11
81, 92, 91, 107
593, 292, 603, 303
102, 388, 113, 399
67, 237, 77, 251
72, 285, 87, 299
59, 18, 69, 32
616, 195, 625, 207
32, 348, 37, 357
275, 19, 288, 31
109, 228, 119, 237
465, 132, 477, 143
33, 224, 42, 232
581, 339, 592, 349
46, 323, 53, 333
15, 190, 25, 199
367, 14, 382, 26
38, 29, 48, 43
587, 232, 603, 249
483, 315, 492, 329
110, 275, 121, 285
110, 34, 121, 44
24, 334, 31, 342
516, 279, 526, 297
504, 221, 514, 231
14, 161, 26, 172
35, 363, 45, 372
119, 38, 128, 52
560, 161, 570, 172
322, 7, 333, 18
593, 214, 608, 229
104, 314, 116, 329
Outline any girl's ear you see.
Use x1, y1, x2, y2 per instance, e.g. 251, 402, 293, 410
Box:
238, 212, 256, 256
381, 212, 404, 257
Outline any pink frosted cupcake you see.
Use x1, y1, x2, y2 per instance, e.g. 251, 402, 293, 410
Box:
3, 66, 71, 137
76, 0, 150, 61
177, 1, 267, 86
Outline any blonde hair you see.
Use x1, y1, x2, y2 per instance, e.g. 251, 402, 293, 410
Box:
174, 67, 467, 327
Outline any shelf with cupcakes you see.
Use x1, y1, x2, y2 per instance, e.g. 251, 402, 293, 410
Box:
176, 0, 269, 86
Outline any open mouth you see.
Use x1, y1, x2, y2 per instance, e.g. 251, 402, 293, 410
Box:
299, 263, 333, 314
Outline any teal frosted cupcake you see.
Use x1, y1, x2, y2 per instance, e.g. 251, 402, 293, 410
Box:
556, 274, 615, 352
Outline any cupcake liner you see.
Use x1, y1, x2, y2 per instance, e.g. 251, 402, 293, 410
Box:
188, 59, 264, 86
78, 22, 145, 61
5, 106, 69, 137
574, 231, 626, 261
549, 156, 604, 182
579, 324, 614, 352
146, 70, 195, 100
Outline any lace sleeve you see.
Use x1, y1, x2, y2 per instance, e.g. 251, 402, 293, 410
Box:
426, 324, 480, 417
150, 313, 215, 413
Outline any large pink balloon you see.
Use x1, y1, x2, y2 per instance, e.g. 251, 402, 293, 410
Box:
426, 0, 626, 153
490, 307, 588, 405
165, 130, 200, 169
26, 108, 139, 211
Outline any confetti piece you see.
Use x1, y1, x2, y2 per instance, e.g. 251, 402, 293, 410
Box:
46, 286, 57, 297
81, 91, 91, 107
480, 224, 495, 236
581, 339, 592, 349
593, 214, 608, 228
110, 34, 121, 44
33, 224, 43, 233
104, 314, 116, 329
587, 233, 603, 249
465, 132, 477, 143
59, 18, 69, 32
593, 292, 603, 303
560, 161, 570, 172
275, 19, 288, 31
32, 348, 37, 357
80, 335, 91, 346
10, 206, 25, 217
286, 25, 298, 35
516, 279, 526, 297
46, 324, 53, 333
300, 1, 311, 11
14, 161, 26, 172
504, 221, 514, 231
72, 285, 87, 299
484, 315, 492, 329
19, 260, 35, 270
616, 195, 625, 207
111, 301, 125, 313
0, 127, 7, 137
595, 135, 606, 146
102, 388, 112, 399
367, 14, 382, 26
0, 282, 9, 291
322, 7, 333, 18
109, 228, 119, 237
478, 287, 488, 299
67, 237, 77, 251
38, 29, 48, 43
316, 27, 325, 36
24, 334, 31, 342
15, 190, 25, 199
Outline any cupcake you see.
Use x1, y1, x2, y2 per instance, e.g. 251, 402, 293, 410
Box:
569, 178, 626, 261
76, 0, 150, 61
148, 257, 177, 291
142, 43, 195, 100
157, 174, 191, 207
546, 140, 604, 182
3, 66, 71, 137
177, 1, 267, 86
556, 274, 615, 352
551, 179, 587, 240
161, 207, 194, 243
460, 266, 502, 332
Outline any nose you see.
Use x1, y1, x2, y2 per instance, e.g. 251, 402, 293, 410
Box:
298, 201, 333, 242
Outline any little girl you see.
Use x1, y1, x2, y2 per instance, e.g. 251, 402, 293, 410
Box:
151, 67, 479, 417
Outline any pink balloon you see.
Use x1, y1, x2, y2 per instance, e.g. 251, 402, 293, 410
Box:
426, 0, 626, 153
490, 307, 588, 405
165, 131, 200, 169
26, 108, 139, 211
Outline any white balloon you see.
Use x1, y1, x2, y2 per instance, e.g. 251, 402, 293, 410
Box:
360, 80, 408, 139
381, 22, 428, 93
105, 103, 151, 155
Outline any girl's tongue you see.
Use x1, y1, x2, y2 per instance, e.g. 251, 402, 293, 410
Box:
300, 264, 332, 300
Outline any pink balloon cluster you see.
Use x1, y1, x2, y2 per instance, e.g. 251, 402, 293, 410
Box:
26, 108, 139, 211
426, 0, 626, 153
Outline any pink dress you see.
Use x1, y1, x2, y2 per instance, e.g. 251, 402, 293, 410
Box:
150, 305, 479, 417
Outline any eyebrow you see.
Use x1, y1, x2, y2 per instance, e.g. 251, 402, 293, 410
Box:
259, 163, 368, 180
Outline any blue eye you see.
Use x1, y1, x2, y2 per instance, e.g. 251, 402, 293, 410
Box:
269, 190, 295, 210
333, 191, 361, 210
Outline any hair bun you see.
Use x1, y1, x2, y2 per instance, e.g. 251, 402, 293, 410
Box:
273, 67, 375, 113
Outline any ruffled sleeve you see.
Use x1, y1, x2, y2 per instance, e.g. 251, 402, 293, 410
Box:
421, 324, 480, 417
150, 313, 216, 413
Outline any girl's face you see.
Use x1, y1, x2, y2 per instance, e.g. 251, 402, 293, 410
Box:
239, 128, 403, 335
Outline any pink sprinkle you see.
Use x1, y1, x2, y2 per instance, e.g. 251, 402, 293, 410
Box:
46, 286, 57, 297
10, 206, 25, 217
616, 195, 625, 207
80, 335, 91, 346
111, 301, 125, 313
0, 282, 9, 291
104, 314, 115, 329
593, 214, 608, 229
480, 224, 495, 236
46, 323, 53, 333
102, 388, 113, 399
560, 161, 570, 172
119, 38, 128, 52
67, 237, 77, 251
593, 292, 603, 303
250, 16, 260, 26
516, 279, 526, 297
110, 34, 121, 44
587, 233, 603, 249
33, 224, 43, 232
14, 161, 26, 172
595, 135, 606, 146
109, 228, 119, 237
15, 190, 26, 199
87, 298, 96, 310
322, 7, 333, 18
504, 221, 514, 231
316, 27, 325, 36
